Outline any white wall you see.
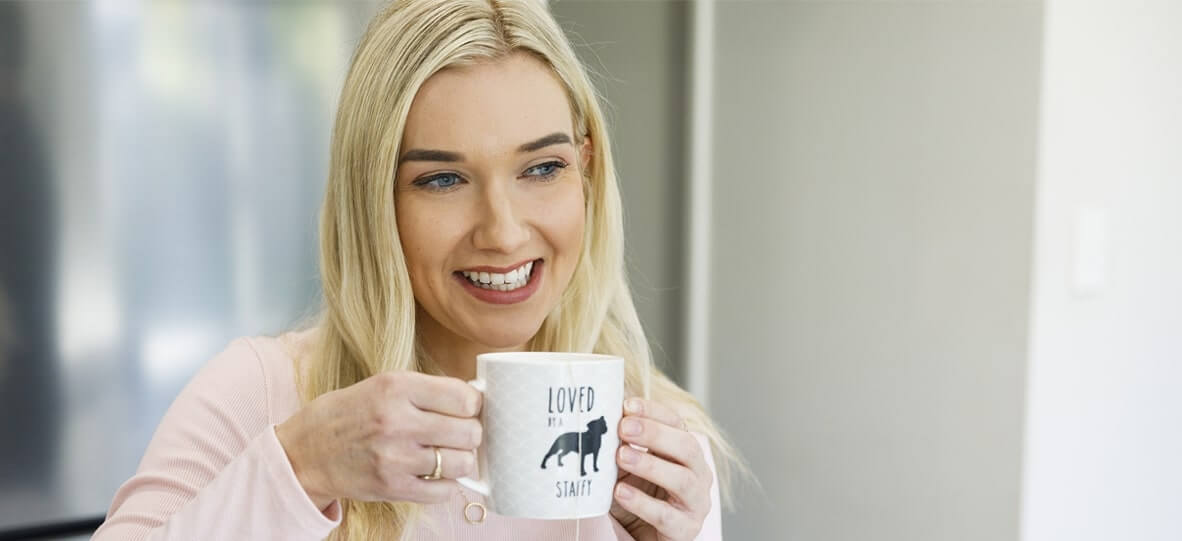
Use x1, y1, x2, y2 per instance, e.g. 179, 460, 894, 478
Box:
1021, 2, 1182, 540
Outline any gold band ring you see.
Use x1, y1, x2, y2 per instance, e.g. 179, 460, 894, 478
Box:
420, 446, 443, 480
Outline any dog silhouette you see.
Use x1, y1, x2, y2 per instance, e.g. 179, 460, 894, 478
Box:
540, 416, 609, 476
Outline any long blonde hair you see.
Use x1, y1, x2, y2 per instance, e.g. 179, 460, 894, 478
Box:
298, 0, 746, 537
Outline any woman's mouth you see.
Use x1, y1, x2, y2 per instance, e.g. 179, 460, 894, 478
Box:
459, 259, 535, 291
453, 259, 544, 305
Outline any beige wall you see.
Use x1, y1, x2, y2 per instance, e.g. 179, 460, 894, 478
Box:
552, 2, 1182, 539
707, 2, 1042, 539
550, 0, 690, 382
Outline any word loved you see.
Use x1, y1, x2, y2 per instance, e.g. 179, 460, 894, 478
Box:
547, 385, 596, 414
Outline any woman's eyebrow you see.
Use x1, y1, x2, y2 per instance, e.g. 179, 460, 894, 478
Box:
398, 132, 571, 166
398, 148, 462, 165
517, 132, 571, 153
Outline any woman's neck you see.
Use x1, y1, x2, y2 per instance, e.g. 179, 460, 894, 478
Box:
415, 307, 524, 381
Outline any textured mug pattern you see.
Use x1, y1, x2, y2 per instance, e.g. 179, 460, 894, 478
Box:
478, 356, 624, 519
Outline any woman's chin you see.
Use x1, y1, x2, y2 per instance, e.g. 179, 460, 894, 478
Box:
469, 324, 543, 351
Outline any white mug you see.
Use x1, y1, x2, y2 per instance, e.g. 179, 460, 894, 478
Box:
457, 352, 625, 519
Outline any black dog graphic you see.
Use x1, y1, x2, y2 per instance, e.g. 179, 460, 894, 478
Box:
540, 416, 608, 476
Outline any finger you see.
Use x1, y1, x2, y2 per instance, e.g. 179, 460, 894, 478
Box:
406, 373, 482, 418
413, 445, 477, 480
624, 398, 686, 430
619, 416, 705, 472
416, 411, 482, 450
617, 445, 703, 509
400, 477, 460, 504
614, 482, 697, 540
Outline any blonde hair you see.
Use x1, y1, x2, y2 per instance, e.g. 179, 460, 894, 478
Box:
297, 0, 747, 537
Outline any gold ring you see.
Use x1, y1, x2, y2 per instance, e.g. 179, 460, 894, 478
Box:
463, 502, 487, 524
420, 446, 443, 480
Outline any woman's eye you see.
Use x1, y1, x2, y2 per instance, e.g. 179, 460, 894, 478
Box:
413, 173, 465, 191
524, 160, 567, 180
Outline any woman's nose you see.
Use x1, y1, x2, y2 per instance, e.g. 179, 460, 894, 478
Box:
472, 182, 530, 253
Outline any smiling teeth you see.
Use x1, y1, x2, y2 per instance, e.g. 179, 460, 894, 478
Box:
462, 261, 534, 291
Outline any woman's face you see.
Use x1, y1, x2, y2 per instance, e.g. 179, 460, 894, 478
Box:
394, 52, 589, 350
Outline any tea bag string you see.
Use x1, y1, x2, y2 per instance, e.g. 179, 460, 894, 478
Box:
566, 357, 582, 541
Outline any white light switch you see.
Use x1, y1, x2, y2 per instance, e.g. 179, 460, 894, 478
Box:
1072, 206, 1109, 296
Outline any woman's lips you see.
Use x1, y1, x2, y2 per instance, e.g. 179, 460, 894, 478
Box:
460, 258, 537, 274
454, 259, 543, 305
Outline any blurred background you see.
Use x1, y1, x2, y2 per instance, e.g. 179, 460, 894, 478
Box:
0, 1, 1179, 540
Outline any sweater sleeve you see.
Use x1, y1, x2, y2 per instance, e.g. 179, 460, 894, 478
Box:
695, 431, 724, 541
92, 338, 341, 540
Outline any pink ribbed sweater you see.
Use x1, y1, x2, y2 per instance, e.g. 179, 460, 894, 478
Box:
93, 332, 723, 540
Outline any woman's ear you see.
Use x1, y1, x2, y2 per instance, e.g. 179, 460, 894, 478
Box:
579, 133, 594, 176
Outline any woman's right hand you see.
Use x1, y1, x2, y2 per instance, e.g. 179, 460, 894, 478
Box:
275, 371, 483, 510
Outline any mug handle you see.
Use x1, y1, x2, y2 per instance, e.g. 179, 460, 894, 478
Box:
456, 378, 491, 496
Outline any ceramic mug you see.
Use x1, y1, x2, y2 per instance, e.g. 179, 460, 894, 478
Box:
457, 352, 625, 519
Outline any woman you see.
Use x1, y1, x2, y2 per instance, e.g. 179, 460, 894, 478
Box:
95, 0, 744, 539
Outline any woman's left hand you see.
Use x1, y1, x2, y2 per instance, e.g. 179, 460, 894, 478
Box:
611, 398, 713, 541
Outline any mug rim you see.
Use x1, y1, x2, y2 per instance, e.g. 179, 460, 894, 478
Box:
475, 352, 623, 365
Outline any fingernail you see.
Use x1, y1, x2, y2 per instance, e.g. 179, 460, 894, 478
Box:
616, 483, 633, 500
624, 398, 642, 414
619, 446, 638, 466
621, 419, 641, 437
